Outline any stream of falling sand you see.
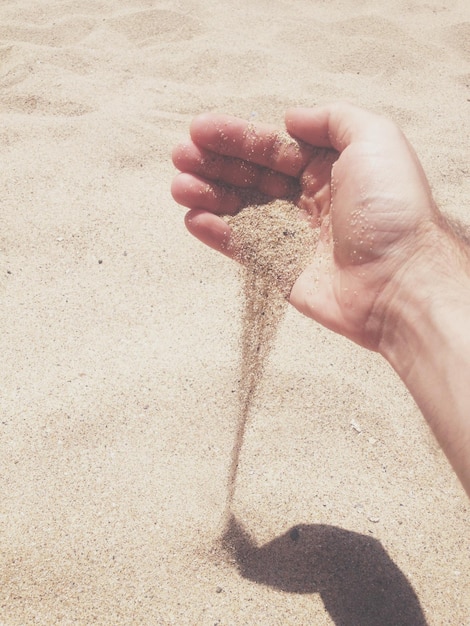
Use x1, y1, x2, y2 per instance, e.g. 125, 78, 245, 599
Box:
221, 198, 319, 527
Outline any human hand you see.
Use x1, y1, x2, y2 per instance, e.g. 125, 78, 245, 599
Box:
171, 102, 439, 351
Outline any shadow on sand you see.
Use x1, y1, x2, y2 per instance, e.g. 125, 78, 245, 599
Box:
222, 515, 429, 626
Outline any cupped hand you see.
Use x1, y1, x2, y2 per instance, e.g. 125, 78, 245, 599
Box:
171, 102, 438, 350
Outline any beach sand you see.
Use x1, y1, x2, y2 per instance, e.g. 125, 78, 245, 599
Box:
0, 0, 469, 624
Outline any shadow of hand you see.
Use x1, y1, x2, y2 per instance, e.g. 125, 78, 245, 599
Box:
222, 515, 428, 626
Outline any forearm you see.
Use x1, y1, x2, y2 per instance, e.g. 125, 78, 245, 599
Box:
379, 220, 470, 496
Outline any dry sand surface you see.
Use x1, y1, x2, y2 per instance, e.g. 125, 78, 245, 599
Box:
1, 0, 469, 624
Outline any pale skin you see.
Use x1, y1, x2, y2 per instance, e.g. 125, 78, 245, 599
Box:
171, 102, 470, 497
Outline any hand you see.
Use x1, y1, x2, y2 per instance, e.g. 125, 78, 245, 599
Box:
172, 103, 470, 495
172, 102, 439, 351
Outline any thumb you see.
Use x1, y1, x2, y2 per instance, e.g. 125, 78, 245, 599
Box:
285, 102, 391, 151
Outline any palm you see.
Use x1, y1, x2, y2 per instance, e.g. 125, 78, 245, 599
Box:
291, 143, 420, 349
172, 105, 436, 350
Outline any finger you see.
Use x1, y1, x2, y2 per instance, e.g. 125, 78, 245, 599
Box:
171, 173, 242, 215
172, 141, 298, 197
184, 209, 236, 259
294, 147, 339, 224
172, 140, 259, 186
189, 113, 314, 177
285, 102, 393, 151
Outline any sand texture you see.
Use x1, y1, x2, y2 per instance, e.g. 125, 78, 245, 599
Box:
1, 0, 469, 624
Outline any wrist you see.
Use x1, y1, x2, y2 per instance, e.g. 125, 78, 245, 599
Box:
377, 219, 470, 494
378, 219, 470, 372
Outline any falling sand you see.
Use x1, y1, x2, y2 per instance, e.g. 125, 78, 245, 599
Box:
222, 197, 320, 529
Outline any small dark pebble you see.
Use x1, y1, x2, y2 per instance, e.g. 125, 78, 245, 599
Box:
98, 259, 103, 264
289, 527, 300, 542
215, 586, 223, 594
